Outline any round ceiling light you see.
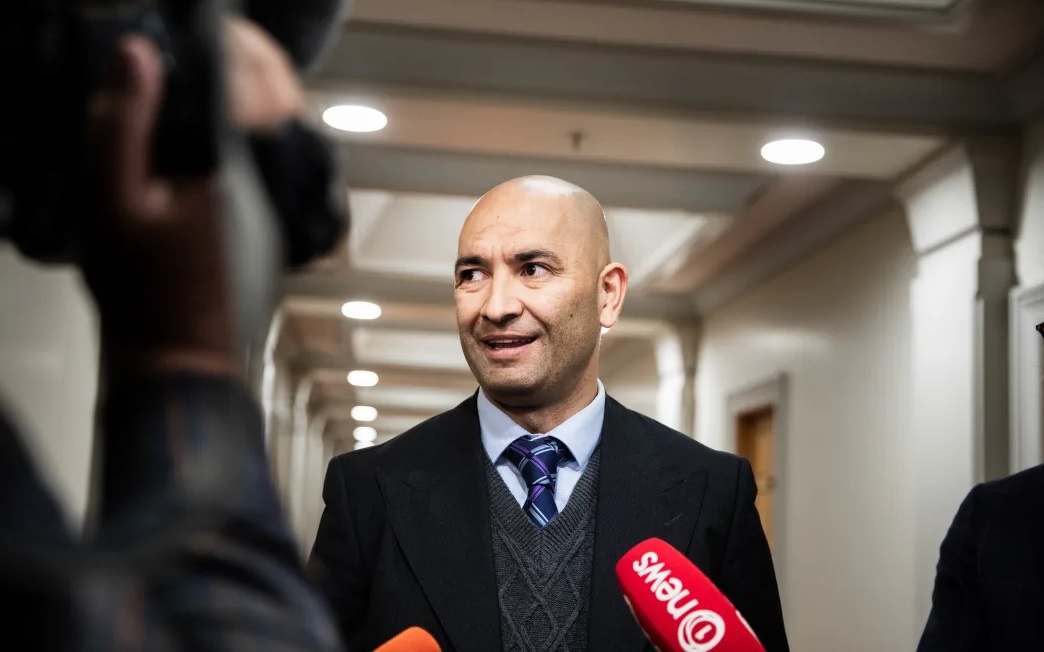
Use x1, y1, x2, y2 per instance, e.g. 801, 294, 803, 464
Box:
323, 105, 387, 133
353, 426, 378, 443
351, 405, 378, 422
760, 138, 825, 166
354, 440, 375, 450
347, 370, 379, 387
341, 301, 382, 320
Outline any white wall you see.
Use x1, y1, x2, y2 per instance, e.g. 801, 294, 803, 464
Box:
1015, 119, 1044, 288
601, 341, 659, 418
696, 209, 918, 652
0, 245, 99, 529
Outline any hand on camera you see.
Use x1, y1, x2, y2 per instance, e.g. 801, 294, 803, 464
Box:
83, 19, 303, 380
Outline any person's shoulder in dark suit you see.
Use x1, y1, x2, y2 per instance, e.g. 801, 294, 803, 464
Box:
918, 463, 1044, 652
306, 403, 469, 640
610, 399, 788, 652
612, 396, 743, 463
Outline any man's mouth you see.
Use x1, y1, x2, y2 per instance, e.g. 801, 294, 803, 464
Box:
482, 336, 536, 350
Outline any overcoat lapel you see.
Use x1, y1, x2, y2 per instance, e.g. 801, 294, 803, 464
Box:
378, 398, 502, 652
587, 398, 709, 651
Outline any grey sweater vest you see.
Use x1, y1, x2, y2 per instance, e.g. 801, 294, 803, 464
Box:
485, 448, 601, 652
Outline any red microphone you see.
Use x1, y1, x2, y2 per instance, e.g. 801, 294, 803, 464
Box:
616, 538, 765, 652
372, 627, 441, 652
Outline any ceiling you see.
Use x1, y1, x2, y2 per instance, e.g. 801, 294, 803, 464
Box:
277, 0, 1044, 449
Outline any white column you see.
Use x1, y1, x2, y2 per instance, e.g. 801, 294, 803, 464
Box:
268, 359, 294, 510
287, 375, 314, 545
300, 414, 330, 555
897, 138, 1018, 630
654, 323, 700, 435
258, 307, 286, 450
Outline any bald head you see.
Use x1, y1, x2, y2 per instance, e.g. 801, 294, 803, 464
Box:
453, 175, 629, 421
462, 175, 611, 270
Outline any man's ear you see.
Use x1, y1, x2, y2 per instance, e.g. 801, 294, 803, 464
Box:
598, 263, 628, 330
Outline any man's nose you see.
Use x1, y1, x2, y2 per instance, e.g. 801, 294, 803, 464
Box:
482, 274, 523, 324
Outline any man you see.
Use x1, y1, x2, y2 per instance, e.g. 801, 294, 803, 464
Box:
917, 451, 1044, 646
0, 23, 341, 652
309, 176, 789, 652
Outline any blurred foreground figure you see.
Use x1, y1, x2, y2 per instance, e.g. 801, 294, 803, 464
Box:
918, 328, 1044, 651
0, 25, 341, 652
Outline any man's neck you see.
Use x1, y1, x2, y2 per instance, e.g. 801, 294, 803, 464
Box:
488, 379, 600, 434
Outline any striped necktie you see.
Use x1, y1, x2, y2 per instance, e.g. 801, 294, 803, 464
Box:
501, 435, 570, 527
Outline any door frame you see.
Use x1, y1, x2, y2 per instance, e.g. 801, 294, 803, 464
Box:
1009, 283, 1044, 473
726, 373, 789, 597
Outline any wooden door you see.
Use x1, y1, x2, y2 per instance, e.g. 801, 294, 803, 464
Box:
736, 406, 776, 549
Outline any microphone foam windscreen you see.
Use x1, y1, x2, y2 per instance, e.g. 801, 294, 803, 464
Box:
373, 627, 441, 652
616, 538, 765, 652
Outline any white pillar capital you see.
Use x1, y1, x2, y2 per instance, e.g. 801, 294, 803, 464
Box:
653, 322, 701, 435
898, 138, 1021, 255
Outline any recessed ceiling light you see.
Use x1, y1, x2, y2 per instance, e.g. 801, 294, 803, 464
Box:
341, 301, 382, 320
353, 426, 377, 443
761, 138, 825, 166
347, 370, 379, 387
354, 440, 375, 450
323, 105, 387, 133
351, 405, 378, 422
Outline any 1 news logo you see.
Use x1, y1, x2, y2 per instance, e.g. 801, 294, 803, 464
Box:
677, 609, 726, 652
631, 551, 727, 652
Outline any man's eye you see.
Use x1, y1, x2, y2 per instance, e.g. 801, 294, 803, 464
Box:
521, 263, 549, 278
458, 269, 486, 283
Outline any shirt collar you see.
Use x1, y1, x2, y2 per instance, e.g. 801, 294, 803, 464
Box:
478, 380, 605, 467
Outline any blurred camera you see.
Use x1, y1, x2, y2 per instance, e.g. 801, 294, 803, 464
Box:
0, 0, 348, 267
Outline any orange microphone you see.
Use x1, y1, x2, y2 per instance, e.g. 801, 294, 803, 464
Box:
616, 538, 766, 652
372, 627, 441, 652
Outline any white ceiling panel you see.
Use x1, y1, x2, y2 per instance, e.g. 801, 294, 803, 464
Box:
843, 0, 956, 6
352, 327, 470, 371
649, 0, 968, 23
345, 189, 395, 252
347, 190, 736, 287
664, 0, 960, 11
607, 209, 733, 289
348, 191, 472, 279
355, 385, 475, 412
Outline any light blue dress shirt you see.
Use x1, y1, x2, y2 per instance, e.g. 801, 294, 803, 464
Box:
478, 380, 605, 512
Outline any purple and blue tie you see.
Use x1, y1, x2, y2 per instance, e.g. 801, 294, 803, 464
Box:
502, 434, 571, 527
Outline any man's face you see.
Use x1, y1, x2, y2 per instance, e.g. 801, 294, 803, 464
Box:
454, 188, 605, 406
